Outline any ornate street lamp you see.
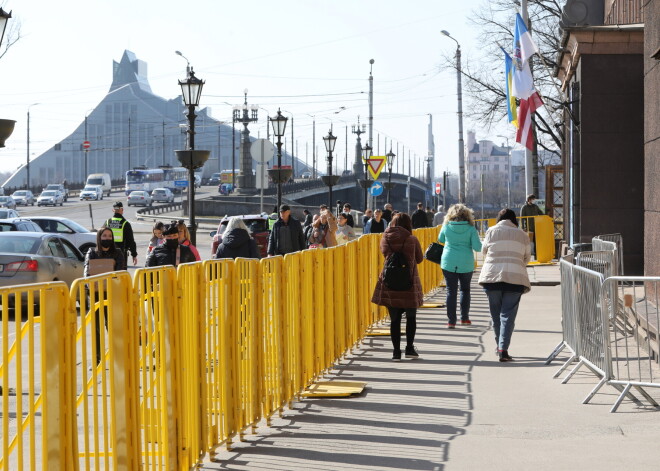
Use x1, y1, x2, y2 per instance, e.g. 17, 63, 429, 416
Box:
321, 129, 339, 208
385, 148, 396, 203
268, 109, 289, 210
0, 8, 11, 49
233, 89, 259, 194
0, 8, 15, 149
176, 67, 209, 245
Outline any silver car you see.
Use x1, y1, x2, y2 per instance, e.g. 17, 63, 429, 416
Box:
37, 190, 64, 206
0, 209, 19, 219
151, 188, 174, 203
127, 190, 152, 207
0, 196, 16, 209
11, 190, 35, 206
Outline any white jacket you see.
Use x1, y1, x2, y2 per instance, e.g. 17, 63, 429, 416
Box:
477, 220, 531, 293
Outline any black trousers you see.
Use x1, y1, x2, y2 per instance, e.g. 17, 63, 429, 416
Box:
387, 307, 417, 352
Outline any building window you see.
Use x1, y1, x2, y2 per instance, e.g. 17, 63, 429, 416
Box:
494, 164, 499, 171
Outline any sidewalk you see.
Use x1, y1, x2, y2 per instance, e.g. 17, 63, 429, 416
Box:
204, 265, 660, 471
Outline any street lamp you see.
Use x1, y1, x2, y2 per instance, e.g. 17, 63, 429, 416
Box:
269, 109, 289, 210
26, 103, 39, 191
233, 89, 259, 194
385, 148, 396, 203
0, 8, 11, 49
176, 66, 208, 245
321, 128, 338, 207
0, 8, 16, 149
497, 134, 512, 208
441, 30, 466, 204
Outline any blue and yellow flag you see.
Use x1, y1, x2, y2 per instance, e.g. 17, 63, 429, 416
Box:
502, 48, 518, 129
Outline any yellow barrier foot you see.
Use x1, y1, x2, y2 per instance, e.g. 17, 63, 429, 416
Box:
302, 381, 367, 398
527, 261, 557, 266
421, 303, 445, 308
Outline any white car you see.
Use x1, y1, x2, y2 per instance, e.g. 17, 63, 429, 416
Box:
127, 190, 152, 207
151, 188, 174, 203
29, 216, 98, 255
11, 190, 35, 206
37, 190, 64, 206
79, 185, 104, 201
0, 209, 19, 219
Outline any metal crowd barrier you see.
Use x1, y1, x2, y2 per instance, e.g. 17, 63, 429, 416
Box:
1, 226, 446, 469
593, 233, 624, 276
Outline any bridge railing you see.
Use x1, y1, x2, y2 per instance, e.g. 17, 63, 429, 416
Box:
1, 227, 443, 469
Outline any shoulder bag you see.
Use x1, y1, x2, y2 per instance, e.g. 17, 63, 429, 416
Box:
424, 242, 444, 265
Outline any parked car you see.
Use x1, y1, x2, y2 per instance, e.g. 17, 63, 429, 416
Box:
0, 233, 85, 311
11, 190, 35, 206
209, 172, 222, 186
0, 209, 20, 219
37, 190, 64, 206
29, 216, 97, 255
43, 183, 68, 202
0, 195, 16, 209
151, 188, 174, 203
127, 190, 152, 207
210, 214, 270, 258
0, 218, 43, 232
218, 183, 234, 195
79, 185, 104, 201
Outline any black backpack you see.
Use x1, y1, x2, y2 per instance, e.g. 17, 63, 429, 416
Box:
383, 237, 412, 291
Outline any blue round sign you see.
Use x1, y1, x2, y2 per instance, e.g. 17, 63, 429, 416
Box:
369, 181, 384, 196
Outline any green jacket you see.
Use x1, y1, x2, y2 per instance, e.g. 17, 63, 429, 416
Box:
438, 221, 482, 273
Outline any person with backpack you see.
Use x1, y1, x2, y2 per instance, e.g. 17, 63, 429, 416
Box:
371, 212, 424, 361
438, 204, 483, 328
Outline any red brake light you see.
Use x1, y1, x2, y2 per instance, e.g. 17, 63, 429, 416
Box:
7, 260, 38, 272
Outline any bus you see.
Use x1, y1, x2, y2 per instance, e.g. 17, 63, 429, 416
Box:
125, 166, 188, 195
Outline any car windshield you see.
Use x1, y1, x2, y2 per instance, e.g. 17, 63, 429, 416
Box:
58, 218, 89, 233
14, 191, 27, 196
83, 186, 97, 191
153, 190, 165, 194
0, 236, 40, 253
41, 191, 57, 196
0, 197, 9, 202
131, 192, 146, 196
0, 210, 13, 218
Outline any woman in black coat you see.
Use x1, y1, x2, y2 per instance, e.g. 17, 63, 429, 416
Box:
215, 217, 260, 259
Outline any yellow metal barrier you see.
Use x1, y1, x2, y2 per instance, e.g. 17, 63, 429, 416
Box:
1, 282, 72, 471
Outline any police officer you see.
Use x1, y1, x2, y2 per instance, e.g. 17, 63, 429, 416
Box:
104, 201, 138, 266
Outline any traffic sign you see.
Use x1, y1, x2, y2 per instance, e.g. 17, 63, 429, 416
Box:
368, 181, 384, 197
435, 182, 441, 195
366, 156, 386, 180
250, 138, 275, 163
174, 180, 188, 187
83, 140, 91, 149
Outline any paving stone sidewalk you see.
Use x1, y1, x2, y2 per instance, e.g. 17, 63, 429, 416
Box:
204, 265, 660, 471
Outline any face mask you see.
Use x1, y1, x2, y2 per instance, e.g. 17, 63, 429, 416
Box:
100, 239, 113, 249
165, 239, 179, 249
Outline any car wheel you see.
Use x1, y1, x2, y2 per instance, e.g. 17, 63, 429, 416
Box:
79, 243, 95, 255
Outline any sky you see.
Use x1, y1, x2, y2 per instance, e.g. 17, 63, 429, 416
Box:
0, 0, 517, 179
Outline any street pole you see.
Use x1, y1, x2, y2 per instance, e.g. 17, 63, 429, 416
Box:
368, 59, 374, 154
84, 114, 88, 182
442, 31, 465, 203
186, 103, 197, 244
27, 103, 39, 190
231, 120, 236, 187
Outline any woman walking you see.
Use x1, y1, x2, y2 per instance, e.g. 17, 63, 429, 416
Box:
372, 213, 424, 361
438, 204, 482, 328
215, 217, 260, 259
478, 209, 531, 362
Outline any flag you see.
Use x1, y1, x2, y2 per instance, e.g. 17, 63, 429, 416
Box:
514, 13, 539, 63
511, 14, 538, 99
516, 91, 543, 151
502, 48, 518, 128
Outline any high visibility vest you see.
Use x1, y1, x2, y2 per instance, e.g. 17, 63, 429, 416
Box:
268, 213, 278, 230
106, 217, 126, 243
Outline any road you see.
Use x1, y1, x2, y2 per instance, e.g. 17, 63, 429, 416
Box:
11, 187, 217, 265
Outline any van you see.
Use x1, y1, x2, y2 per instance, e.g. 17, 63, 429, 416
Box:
86, 173, 112, 197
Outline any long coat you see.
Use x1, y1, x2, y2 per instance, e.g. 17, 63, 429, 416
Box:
371, 226, 424, 308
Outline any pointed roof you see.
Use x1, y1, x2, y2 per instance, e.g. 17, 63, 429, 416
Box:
110, 50, 152, 93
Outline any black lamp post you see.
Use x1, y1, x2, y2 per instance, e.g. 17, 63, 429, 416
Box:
0, 8, 11, 48
321, 129, 338, 208
358, 144, 372, 210
269, 109, 288, 210
177, 67, 206, 245
385, 148, 396, 203
0, 8, 15, 150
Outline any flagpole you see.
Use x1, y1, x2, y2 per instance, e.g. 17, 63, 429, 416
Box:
520, 0, 536, 196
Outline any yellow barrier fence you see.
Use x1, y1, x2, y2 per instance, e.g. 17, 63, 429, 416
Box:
2, 227, 450, 470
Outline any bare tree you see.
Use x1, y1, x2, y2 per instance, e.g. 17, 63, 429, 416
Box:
0, 2, 21, 60
440, 0, 564, 152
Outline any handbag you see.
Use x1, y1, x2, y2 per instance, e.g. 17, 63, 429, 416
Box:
424, 242, 444, 264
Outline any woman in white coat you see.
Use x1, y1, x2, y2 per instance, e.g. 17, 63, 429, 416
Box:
478, 208, 531, 362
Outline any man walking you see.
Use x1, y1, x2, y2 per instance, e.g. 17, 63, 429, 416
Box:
432, 205, 446, 226
364, 208, 388, 234
104, 201, 137, 266
267, 204, 306, 256
382, 203, 393, 224
411, 202, 430, 229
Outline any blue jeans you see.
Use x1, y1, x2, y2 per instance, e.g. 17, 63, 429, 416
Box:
442, 270, 473, 324
485, 289, 522, 351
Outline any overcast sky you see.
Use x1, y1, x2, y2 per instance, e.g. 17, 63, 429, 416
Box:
0, 0, 517, 178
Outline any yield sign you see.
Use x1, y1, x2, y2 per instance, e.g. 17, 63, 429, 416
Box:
366, 156, 387, 180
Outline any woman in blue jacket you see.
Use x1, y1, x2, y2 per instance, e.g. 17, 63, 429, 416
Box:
438, 204, 482, 328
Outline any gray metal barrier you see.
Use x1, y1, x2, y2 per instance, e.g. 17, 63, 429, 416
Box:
593, 233, 624, 275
